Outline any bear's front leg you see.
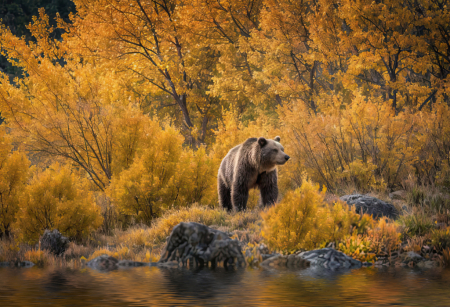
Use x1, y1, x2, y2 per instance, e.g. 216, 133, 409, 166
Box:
231, 182, 249, 211
258, 170, 278, 207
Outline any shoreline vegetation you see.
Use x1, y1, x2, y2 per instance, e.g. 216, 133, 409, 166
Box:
0, 0, 449, 270
1, 181, 449, 270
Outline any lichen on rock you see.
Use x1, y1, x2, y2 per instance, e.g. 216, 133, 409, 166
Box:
340, 194, 398, 219
158, 222, 246, 268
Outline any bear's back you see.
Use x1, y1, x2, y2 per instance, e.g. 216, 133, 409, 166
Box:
219, 138, 257, 187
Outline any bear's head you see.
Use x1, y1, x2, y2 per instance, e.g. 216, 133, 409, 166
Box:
258, 136, 290, 171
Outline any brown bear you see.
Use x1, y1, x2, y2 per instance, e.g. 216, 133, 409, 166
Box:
218, 136, 290, 211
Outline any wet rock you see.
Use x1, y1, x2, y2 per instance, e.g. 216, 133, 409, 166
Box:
118, 260, 148, 267
340, 194, 398, 219
158, 222, 246, 268
402, 251, 424, 265
86, 255, 150, 271
15, 260, 35, 268
261, 255, 289, 268
87, 255, 119, 271
40, 229, 69, 256
261, 248, 361, 270
261, 253, 280, 261
298, 248, 362, 270
258, 243, 270, 255
0, 260, 35, 268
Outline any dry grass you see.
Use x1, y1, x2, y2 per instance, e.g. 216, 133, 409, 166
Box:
0, 204, 263, 267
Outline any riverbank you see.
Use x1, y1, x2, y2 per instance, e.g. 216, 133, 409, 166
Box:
1, 185, 450, 271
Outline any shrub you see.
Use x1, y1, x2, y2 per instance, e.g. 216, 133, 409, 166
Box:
338, 234, 376, 263
369, 219, 402, 256
279, 97, 418, 191
109, 126, 218, 225
261, 180, 328, 253
431, 227, 450, 251
261, 180, 374, 253
326, 200, 362, 243
16, 163, 103, 243
399, 212, 434, 237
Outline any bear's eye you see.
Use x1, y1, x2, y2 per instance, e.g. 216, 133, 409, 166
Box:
272, 149, 278, 153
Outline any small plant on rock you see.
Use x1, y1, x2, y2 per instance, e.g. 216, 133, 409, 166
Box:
338, 234, 376, 263
431, 227, 450, 251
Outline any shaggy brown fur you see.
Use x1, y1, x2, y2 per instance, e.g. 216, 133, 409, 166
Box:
218, 136, 290, 211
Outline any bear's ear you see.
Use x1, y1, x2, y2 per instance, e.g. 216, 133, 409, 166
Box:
258, 137, 267, 147
274, 136, 281, 142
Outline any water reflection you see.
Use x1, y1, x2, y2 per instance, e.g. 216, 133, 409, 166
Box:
160, 267, 245, 300
0, 265, 450, 306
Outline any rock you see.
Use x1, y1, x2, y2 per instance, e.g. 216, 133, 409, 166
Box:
401, 251, 424, 266
340, 194, 399, 219
261, 253, 280, 261
87, 255, 119, 271
389, 190, 407, 200
258, 243, 270, 255
86, 254, 150, 271
0, 260, 35, 268
262, 248, 361, 270
158, 222, 246, 268
118, 260, 147, 267
40, 229, 69, 256
15, 260, 35, 268
299, 248, 362, 270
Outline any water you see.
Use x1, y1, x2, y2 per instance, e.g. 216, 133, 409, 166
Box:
1, 266, 450, 306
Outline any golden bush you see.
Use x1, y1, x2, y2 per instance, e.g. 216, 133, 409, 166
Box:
16, 164, 103, 243
261, 179, 375, 253
109, 124, 218, 225
369, 219, 402, 256
261, 180, 329, 252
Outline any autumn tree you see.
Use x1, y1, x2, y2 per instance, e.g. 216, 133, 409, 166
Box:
0, 128, 30, 238
67, 0, 228, 145
413, 0, 450, 108
0, 10, 154, 190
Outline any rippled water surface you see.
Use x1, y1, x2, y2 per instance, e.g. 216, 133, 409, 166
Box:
1, 266, 450, 306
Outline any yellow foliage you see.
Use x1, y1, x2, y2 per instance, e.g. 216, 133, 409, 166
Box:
368, 219, 402, 256
88, 249, 114, 261
109, 125, 217, 225
261, 181, 327, 253
262, 179, 375, 253
279, 96, 425, 191
0, 128, 31, 237
16, 163, 103, 243
338, 235, 377, 263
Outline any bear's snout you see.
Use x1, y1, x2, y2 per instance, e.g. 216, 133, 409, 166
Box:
285, 154, 290, 161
